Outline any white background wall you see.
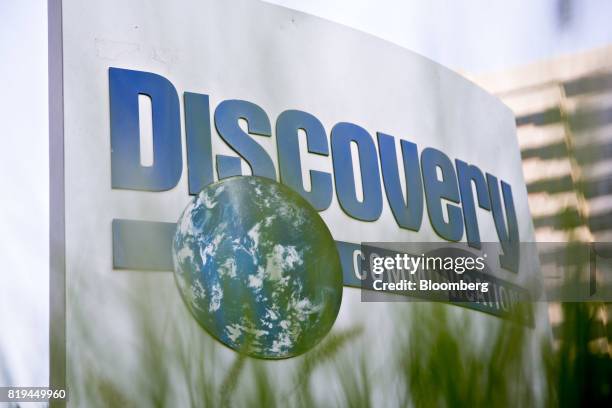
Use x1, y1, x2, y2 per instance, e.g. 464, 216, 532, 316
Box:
0, 0, 48, 388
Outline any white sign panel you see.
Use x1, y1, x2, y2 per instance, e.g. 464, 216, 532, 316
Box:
50, 0, 549, 404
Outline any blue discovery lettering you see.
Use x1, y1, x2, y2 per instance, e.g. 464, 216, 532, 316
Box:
108, 67, 520, 272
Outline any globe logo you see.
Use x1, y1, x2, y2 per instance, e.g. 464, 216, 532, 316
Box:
172, 176, 343, 359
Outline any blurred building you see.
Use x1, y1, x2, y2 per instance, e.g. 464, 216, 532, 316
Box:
471, 45, 612, 355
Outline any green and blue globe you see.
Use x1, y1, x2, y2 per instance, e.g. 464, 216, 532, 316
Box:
172, 176, 343, 359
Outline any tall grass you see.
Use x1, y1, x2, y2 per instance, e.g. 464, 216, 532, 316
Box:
63, 276, 552, 407
56, 254, 609, 407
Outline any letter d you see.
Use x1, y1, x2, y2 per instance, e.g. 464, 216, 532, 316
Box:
109, 67, 182, 191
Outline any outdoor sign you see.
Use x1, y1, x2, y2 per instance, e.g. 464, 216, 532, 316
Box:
49, 0, 549, 402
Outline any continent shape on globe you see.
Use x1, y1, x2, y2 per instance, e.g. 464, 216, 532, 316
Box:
172, 176, 343, 359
